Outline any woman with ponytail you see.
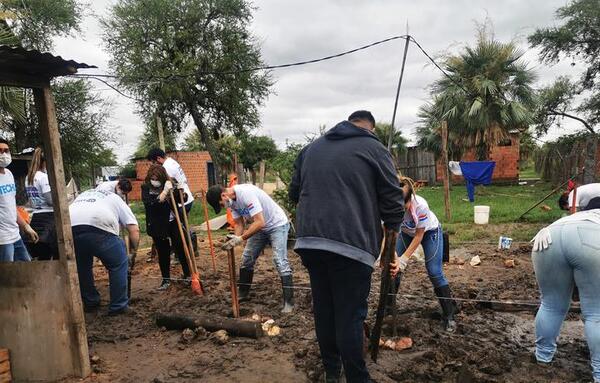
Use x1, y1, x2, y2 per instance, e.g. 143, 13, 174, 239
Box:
25, 147, 58, 260
390, 177, 459, 332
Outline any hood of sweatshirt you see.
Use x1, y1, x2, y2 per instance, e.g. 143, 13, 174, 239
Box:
324, 120, 381, 141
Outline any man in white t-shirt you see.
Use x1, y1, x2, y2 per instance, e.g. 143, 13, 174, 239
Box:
0, 138, 38, 262
206, 183, 294, 313
95, 178, 133, 200
70, 189, 140, 315
147, 148, 196, 280
559, 183, 600, 211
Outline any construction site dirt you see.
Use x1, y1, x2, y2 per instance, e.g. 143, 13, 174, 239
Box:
70, 238, 592, 383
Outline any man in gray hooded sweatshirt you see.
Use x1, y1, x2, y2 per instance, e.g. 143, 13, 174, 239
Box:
290, 110, 404, 383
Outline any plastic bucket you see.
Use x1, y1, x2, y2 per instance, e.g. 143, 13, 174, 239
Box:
474, 205, 490, 225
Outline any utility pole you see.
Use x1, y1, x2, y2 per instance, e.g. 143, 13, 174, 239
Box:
441, 121, 451, 221
387, 32, 411, 153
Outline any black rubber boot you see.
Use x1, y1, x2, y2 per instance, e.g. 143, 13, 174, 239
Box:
281, 274, 294, 313
434, 285, 458, 332
238, 268, 253, 302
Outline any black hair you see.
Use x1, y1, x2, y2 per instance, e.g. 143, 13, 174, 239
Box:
147, 148, 166, 161
584, 197, 600, 211
117, 178, 132, 193
348, 110, 376, 127
558, 193, 569, 210
0, 138, 9, 146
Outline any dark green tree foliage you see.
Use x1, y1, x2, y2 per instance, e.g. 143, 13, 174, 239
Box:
271, 143, 303, 223
239, 135, 278, 183
102, 0, 272, 180
534, 131, 594, 184
133, 117, 177, 159
372, 122, 407, 163
418, 28, 537, 160
182, 130, 241, 177
26, 80, 117, 186
529, 0, 600, 126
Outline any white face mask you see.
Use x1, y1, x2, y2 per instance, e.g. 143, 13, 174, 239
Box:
0, 153, 11, 168
150, 180, 162, 188
225, 197, 233, 208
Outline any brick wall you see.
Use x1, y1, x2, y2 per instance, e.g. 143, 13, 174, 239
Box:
128, 151, 212, 201
436, 134, 520, 183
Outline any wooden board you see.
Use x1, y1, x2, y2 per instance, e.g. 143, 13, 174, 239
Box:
0, 261, 88, 381
0, 348, 11, 381
198, 214, 228, 231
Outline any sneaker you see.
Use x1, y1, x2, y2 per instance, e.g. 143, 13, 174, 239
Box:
157, 280, 171, 291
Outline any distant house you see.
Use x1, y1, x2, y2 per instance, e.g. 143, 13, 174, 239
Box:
128, 151, 215, 201
436, 132, 521, 183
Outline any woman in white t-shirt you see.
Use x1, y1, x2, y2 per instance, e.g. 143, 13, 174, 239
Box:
390, 177, 458, 332
25, 147, 58, 260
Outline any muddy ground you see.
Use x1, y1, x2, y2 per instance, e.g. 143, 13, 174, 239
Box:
70, 235, 593, 383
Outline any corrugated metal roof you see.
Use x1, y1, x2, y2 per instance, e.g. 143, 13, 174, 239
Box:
0, 45, 96, 78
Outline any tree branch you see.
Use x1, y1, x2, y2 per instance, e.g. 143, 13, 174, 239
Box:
548, 109, 596, 135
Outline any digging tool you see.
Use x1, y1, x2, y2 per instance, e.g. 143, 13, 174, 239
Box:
370, 228, 398, 362
123, 193, 136, 299
226, 247, 240, 318
201, 189, 217, 273
169, 190, 202, 295
178, 188, 204, 294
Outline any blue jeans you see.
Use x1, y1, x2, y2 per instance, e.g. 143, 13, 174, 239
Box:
73, 226, 129, 313
299, 250, 372, 383
0, 238, 32, 262
241, 223, 292, 276
532, 221, 600, 381
396, 226, 448, 288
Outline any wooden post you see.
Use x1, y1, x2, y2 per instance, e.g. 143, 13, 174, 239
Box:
441, 121, 451, 221
227, 248, 240, 318
156, 113, 165, 151
201, 190, 217, 273
258, 161, 266, 190
33, 85, 91, 377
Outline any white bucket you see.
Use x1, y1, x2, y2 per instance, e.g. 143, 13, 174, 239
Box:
474, 205, 490, 225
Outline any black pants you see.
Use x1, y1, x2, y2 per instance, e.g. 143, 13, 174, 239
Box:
152, 236, 171, 281
299, 249, 372, 383
26, 212, 58, 260
168, 202, 193, 278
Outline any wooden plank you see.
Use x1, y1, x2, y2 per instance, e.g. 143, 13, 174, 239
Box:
32, 86, 91, 379
441, 121, 451, 221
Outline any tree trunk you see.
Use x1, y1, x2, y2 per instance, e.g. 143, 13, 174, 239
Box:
187, 103, 222, 183
250, 169, 257, 185
476, 142, 489, 161
583, 135, 598, 184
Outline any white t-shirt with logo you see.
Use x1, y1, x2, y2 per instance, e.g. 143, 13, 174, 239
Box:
25, 170, 53, 214
569, 183, 600, 209
401, 195, 440, 236
230, 184, 288, 231
96, 180, 118, 194
163, 157, 193, 206
0, 169, 20, 245
70, 189, 138, 236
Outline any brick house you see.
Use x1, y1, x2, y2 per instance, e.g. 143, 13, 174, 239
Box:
436, 132, 520, 182
128, 151, 215, 201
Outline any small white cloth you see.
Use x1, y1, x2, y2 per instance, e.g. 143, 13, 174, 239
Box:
448, 161, 462, 176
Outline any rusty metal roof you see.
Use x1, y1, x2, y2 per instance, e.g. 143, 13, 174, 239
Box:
0, 45, 96, 79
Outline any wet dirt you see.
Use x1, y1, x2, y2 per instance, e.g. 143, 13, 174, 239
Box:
69, 238, 592, 383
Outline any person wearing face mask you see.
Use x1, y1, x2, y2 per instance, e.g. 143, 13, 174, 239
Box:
141, 164, 175, 290
206, 183, 295, 313
0, 138, 39, 262
96, 177, 133, 200
24, 147, 59, 260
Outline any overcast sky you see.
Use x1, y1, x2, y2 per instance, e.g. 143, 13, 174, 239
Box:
53, 0, 582, 163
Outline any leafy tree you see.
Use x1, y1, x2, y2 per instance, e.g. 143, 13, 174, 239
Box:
271, 143, 304, 223
102, 0, 272, 181
418, 27, 537, 160
372, 122, 407, 163
133, 117, 177, 159
529, 0, 599, 183
181, 130, 241, 179
239, 135, 278, 184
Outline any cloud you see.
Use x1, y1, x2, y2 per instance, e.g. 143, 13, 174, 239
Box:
51, 0, 585, 162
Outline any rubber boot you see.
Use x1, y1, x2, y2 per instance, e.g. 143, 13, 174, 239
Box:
281, 274, 294, 313
238, 268, 253, 302
434, 285, 458, 332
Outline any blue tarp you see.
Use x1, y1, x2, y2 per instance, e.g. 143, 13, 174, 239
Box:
459, 161, 496, 202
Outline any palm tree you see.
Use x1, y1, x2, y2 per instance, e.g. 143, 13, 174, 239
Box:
0, 21, 27, 132
418, 29, 537, 160
373, 122, 408, 163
